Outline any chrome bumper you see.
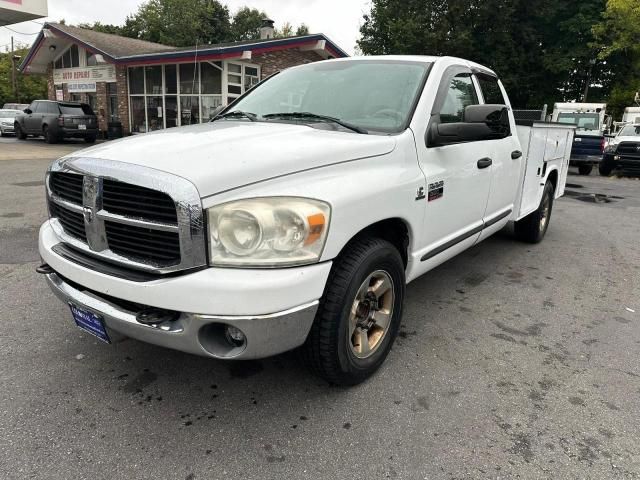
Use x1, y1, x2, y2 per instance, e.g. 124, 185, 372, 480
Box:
45, 272, 318, 360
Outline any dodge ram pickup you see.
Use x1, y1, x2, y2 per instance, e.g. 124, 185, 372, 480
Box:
38, 56, 575, 385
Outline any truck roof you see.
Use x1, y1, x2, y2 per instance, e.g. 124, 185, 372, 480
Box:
321, 55, 498, 77
553, 102, 606, 111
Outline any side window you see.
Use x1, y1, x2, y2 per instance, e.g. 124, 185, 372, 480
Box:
28, 102, 37, 112
32, 102, 42, 113
439, 74, 478, 123
477, 74, 506, 105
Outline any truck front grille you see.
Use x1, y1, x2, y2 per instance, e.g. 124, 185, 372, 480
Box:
46, 160, 206, 274
617, 142, 640, 158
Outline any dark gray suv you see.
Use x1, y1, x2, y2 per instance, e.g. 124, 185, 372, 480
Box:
15, 100, 98, 144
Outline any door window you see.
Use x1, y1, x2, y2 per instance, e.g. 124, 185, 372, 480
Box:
440, 74, 478, 123
476, 74, 506, 105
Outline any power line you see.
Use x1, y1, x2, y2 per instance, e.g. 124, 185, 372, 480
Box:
2, 25, 40, 35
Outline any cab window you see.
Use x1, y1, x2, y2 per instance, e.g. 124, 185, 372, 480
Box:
439, 73, 478, 123
477, 74, 507, 105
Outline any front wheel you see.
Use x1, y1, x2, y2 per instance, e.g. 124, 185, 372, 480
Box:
599, 162, 614, 176
515, 180, 555, 244
302, 237, 405, 385
15, 124, 27, 140
578, 164, 593, 175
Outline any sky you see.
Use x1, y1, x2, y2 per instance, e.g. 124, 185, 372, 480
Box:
0, 0, 371, 55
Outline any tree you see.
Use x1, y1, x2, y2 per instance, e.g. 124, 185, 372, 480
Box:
357, 0, 623, 108
0, 47, 48, 106
592, 0, 640, 117
120, 0, 231, 46
230, 7, 268, 41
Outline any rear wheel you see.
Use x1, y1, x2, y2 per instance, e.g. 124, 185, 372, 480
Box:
302, 237, 405, 385
44, 125, 57, 144
578, 164, 593, 175
15, 123, 27, 140
515, 180, 555, 244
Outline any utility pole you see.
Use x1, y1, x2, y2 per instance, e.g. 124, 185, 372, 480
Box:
11, 36, 18, 100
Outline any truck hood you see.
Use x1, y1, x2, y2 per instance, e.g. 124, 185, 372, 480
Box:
68, 122, 396, 197
608, 135, 640, 146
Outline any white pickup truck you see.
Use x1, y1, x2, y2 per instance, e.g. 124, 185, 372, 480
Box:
38, 56, 574, 385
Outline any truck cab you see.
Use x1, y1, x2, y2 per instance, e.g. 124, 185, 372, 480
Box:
553, 102, 607, 175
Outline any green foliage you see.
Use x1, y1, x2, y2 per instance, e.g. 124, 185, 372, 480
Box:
230, 7, 268, 41
358, 0, 638, 112
0, 47, 48, 107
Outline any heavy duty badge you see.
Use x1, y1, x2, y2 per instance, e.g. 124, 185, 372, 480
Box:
428, 180, 444, 201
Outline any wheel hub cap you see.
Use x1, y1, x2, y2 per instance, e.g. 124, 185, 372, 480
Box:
349, 270, 395, 359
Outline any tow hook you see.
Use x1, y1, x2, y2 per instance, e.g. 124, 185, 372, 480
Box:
35, 263, 54, 275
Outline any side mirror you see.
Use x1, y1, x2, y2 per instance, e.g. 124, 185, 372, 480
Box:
24, 108, 32, 114
427, 104, 510, 147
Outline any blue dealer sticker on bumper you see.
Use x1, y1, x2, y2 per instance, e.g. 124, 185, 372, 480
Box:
69, 303, 111, 344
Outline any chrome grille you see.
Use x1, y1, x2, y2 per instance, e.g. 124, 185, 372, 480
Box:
46, 158, 206, 274
102, 179, 178, 224
617, 142, 640, 158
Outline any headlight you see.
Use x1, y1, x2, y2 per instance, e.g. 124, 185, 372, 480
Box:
604, 144, 617, 153
207, 197, 331, 267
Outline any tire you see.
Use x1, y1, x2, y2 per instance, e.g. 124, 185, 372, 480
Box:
15, 124, 27, 140
514, 180, 555, 244
578, 164, 592, 175
599, 162, 614, 176
44, 125, 57, 144
302, 237, 405, 385
84, 135, 96, 144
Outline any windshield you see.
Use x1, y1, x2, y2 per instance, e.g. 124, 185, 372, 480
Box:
224, 60, 430, 133
618, 125, 640, 137
557, 112, 600, 130
0, 110, 19, 118
59, 104, 94, 116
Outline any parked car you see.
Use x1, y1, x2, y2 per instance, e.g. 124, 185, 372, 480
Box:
14, 100, 98, 143
0, 109, 22, 136
2, 103, 29, 111
600, 123, 640, 175
37, 56, 573, 385
552, 102, 607, 175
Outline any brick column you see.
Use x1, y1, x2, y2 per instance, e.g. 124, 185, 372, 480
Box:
46, 64, 55, 100
95, 81, 108, 134
116, 65, 130, 135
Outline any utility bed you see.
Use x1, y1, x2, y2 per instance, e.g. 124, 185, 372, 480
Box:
514, 121, 576, 220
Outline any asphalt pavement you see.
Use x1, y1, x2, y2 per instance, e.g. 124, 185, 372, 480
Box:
1, 135, 639, 479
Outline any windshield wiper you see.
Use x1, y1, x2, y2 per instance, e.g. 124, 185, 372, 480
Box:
262, 112, 368, 134
213, 110, 257, 122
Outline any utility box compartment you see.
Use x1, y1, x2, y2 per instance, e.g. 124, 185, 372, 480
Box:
515, 122, 575, 220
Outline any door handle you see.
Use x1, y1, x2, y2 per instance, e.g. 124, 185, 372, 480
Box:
511, 150, 523, 159
477, 157, 492, 169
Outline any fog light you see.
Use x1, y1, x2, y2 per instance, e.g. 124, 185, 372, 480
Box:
225, 325, 246, 347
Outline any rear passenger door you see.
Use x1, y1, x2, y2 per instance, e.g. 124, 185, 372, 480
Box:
475, 73, 521, 230
25, 101, 41, 132
415, 65, 493, 263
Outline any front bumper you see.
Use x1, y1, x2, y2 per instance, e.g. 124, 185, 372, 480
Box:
39, 221, 331, 359
0, 125, 14, 134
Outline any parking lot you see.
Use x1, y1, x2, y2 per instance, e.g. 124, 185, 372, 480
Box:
1, 135, 639, 479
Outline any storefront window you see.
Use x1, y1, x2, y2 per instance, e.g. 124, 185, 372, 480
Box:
146, 96, 164, 131
201, 96, 222, 121
180, 97, 200, 125
179, 64, 199, 94
201, 62, 222, 94
130, 97, 146, 133
165, 96, 178, 128
128, 61, 259, 132
165, 65, 177, 94
129, 67, 144, 95
145, 66, 163, 95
